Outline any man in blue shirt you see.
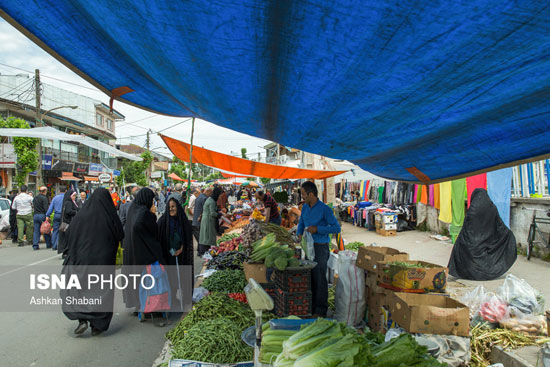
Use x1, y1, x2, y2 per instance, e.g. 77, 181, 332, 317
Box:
297, 181, 340, 317
46, 186, 66, 251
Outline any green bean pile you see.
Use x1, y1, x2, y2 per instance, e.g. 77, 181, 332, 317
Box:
171, 318, 253, 363
201, 269, 247, 293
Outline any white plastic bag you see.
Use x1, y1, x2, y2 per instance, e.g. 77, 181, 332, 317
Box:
335, 250, 366, 326
497, 274, 544, 315
0, 215, 9, 232
301, 230, 315, 261
461, 285, 487, 317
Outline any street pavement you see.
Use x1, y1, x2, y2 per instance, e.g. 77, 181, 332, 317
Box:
0, 240, 203, 367
340, 222, 550, 305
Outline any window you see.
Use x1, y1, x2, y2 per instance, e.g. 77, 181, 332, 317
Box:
107, 119, 113, 130
0, 199, 10, 211
96, 114, 104, 127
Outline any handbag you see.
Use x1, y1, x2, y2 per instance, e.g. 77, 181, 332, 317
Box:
40, 218, 52, 234
139, 262, 171, 313
59, 204, 69, 232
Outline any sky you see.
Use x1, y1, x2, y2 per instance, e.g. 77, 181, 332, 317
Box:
0, 18, 272, 159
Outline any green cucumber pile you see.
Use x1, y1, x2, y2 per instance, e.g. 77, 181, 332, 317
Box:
201, 269, 248, 293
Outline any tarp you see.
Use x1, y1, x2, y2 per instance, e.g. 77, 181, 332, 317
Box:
0, 127, 141, 161
160, 134, 347, 180
167, 173, 184, 182
2, 2, 550, 182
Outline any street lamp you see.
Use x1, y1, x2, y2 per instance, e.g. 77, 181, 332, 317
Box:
36, 105, 79, 187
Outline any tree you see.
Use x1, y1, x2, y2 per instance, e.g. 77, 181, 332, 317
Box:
116, 151, 154, 187
0, 117, 38, 186
259, 177, 271, 185
169, 155, 186, 179
241, 147, 247, 159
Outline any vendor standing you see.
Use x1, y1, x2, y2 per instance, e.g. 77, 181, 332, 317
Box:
255, 190, 281, 225
297, 181, 340, 317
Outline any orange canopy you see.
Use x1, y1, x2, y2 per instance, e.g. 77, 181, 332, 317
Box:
161, 134, 347, 180
167, 172, 185, 181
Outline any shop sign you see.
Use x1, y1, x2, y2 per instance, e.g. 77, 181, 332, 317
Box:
112, 170, 121, 177
74, 162, 89, 174
0, 144, 16, 168
150, 171, 162, 178
42, 154, 52, 170
88, 163, 103, 176
98, 173, 111, 183
52, 160, 74, 172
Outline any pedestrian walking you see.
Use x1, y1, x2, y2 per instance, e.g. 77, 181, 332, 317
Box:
187, 189, 199, 220
119, 186, 140, 229
297, 181, 341, 317
157, 197, 194, 310
193, 186, 211, 256
8, 190, 18, 243
12, 185, 34, 247
32, 186, 52, 250
76, 190, 87, 208
199, 186, 221, 255
122, 188, 167, 326
46, 186, 66, 251
58, 189, 79, 257
61, 188, 124, 336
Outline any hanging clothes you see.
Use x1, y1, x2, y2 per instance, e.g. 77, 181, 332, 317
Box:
428, 185, 435, 207
420, 185, 428, 205
487, 168, 513, 228
438, 182, 452, 223
413, 184, 418, 203
378, 186, 384, 204
434, 184, 441, 209
466, 173, 487, 207
450, 179, 467, 237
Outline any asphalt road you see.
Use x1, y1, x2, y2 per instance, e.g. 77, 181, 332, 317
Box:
0, 240, 201, 367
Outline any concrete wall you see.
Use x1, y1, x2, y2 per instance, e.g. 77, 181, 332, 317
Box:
511, 198, 550, 254
417, 203, 450, 235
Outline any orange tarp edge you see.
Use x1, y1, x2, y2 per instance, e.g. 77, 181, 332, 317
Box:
167, 172, 185, 181
161, 134, 347, 180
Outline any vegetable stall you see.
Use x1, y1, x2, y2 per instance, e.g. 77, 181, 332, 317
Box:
157, 221, 550, 367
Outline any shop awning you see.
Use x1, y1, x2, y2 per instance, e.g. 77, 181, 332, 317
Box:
83, 175, 98, 182
60, 172, 80, 181
2, 2, 549, 182
166, 172, 195, 182
0, 127, 141, 161
161, 135, 346, 180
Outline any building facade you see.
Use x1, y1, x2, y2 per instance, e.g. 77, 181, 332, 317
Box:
0, 73, 124, 194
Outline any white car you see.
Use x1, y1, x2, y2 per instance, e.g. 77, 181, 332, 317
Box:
0, 198, 11, 231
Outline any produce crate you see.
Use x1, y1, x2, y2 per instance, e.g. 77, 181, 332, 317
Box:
377, 260, 448, 293
273, 267, 312, 292
274, 289, 312, 317
260, 282, 277, 301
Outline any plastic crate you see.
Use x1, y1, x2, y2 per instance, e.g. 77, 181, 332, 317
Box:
274, 288, 312, 317
260, 282, 277, 300
273, 267, 312, 292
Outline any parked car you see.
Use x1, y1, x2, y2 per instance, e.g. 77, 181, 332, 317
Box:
0, 198, 11, 231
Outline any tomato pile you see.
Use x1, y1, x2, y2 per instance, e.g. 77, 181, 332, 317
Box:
227, 293, 248, 303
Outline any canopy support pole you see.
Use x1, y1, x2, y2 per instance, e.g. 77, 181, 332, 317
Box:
184, 117, 196, 207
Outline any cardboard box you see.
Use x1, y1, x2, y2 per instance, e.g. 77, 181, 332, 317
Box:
378, 260, 448, 293
388, 292, 470, 336
378, 228, 396, 237
366, 285, 395, 333
382, 214, 397, 224
384, 223, 397, 231
243, 262, 268, 283
357, 246, 409, 272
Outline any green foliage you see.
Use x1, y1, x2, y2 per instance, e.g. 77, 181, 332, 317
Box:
272, 191, 289, 203
0, 117, 38, 186
240, 147, 247, 159
116, 150, 155, 187
169, 155, 186, 179
260, 177, 271, 185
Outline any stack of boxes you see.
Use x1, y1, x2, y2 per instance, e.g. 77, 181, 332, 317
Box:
357, 245, 470, 337
374, 213, 398, 237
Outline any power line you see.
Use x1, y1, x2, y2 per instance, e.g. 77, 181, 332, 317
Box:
117, 114, 157, 127
0, 62, 100, 92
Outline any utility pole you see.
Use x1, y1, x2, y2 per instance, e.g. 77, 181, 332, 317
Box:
146, 129, 151, 150
35, 69, 42, 188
